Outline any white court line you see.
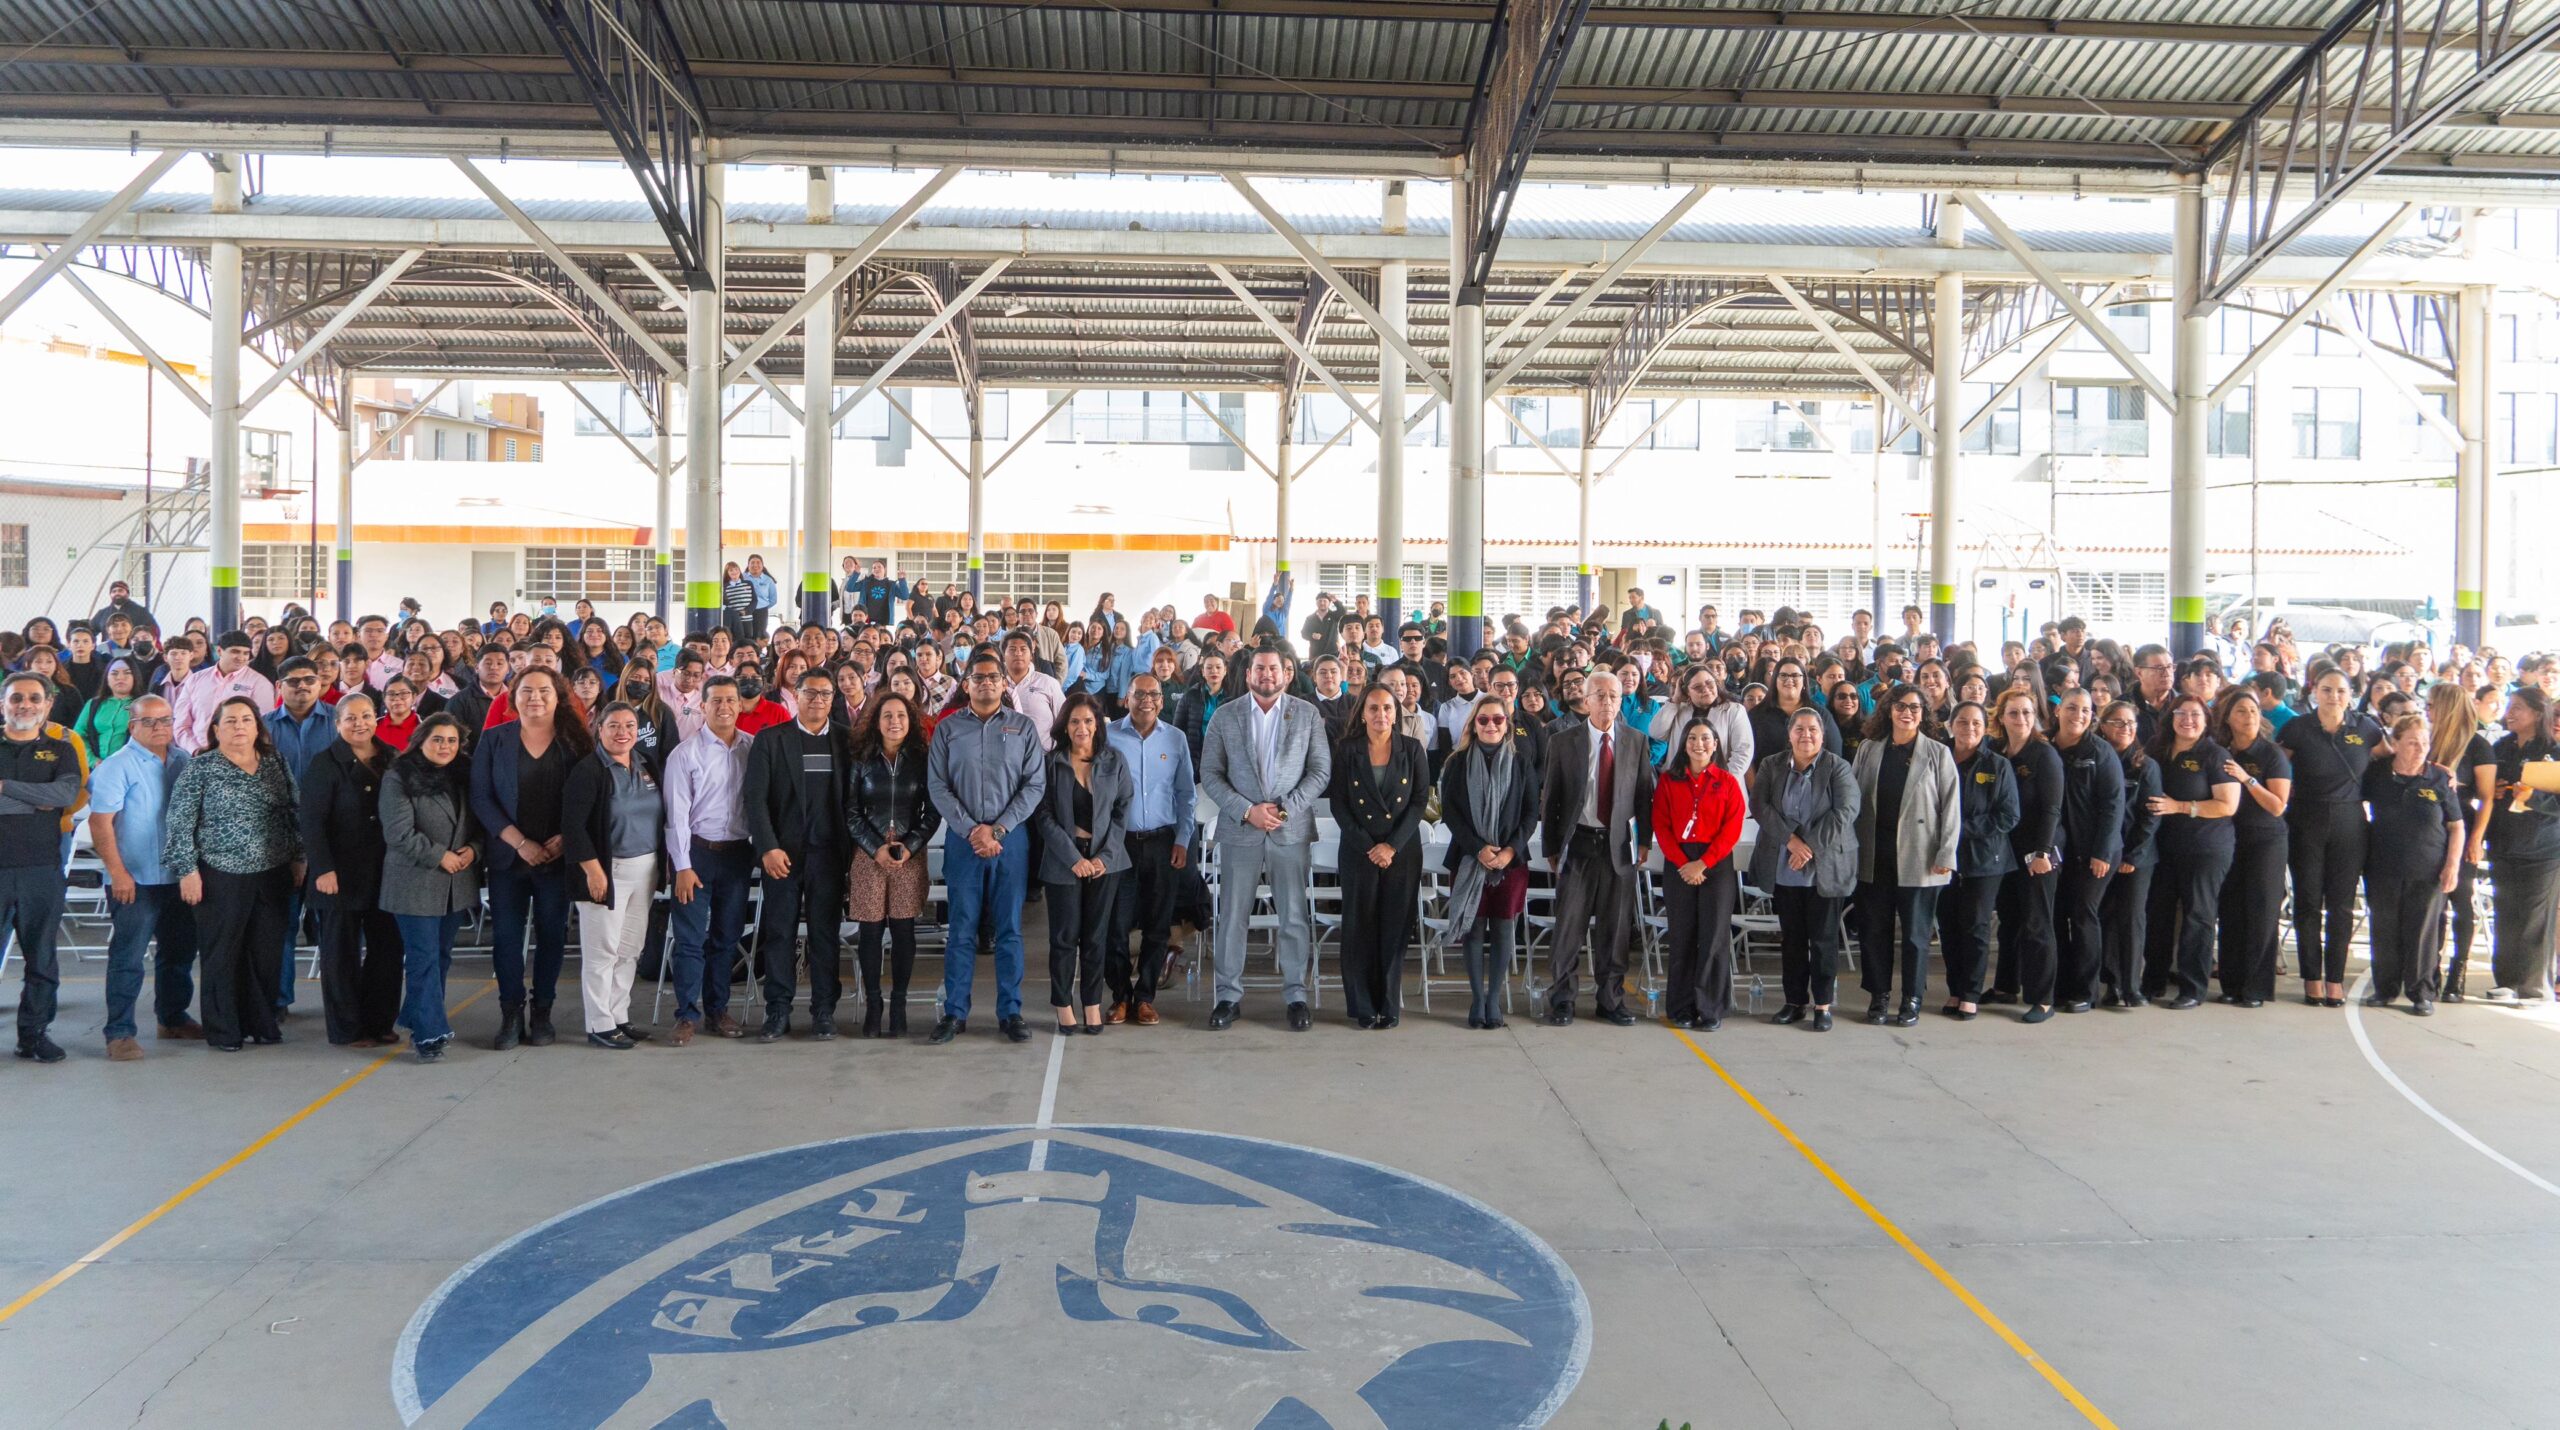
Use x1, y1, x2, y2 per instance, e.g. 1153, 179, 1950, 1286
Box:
2345, 973, 2560, 1200
1027, 1029, 1067, 1174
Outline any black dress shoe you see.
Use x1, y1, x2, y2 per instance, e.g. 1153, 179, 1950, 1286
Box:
1542, 1007, 1574, 1027
1207, 1000, 1240, 1030
1980, 988, 2020, 1006
2237, 997, 2265, 1009
2361, 992, 2390, 1008
525, 1006, 557, 1047
2123, 993, 2150, 1008
1355, 1014, 1376, 1030
2020, 1005, 2054, 1024
888, 1004, 909, 1036
1891, 999, 1919, 1028
1286, 1002, 1312, 1032
757, 1011, 790, 1043
1465, 1014, 1485, 1030
2166, 995, 2202, 1010
14, 1035, 64, 1064
1482, 1013, 1507, 1030
585, 1029, 636, 1050
1771, 1004, 1805, 1025
2411, 999, 2436, 1017
492, 1008, 523, 1051
2215, 992, 2241, 1005
1943, 1004, 1977, 1021
1373, 1015, 1399, 1030
928, 1015, 965, 1045
1810, 1008, 1834, 1032
2101, 990, 2127, 1009
1601, 1008, 1638, 1027
999, 1017, 1031, 1044
809, 1017, 836, 1040
1863, 994, 1891, 1026
617, 1023, 653, 1042
2061, 1000, 2094, 1014
2321, 996, 2345, 1008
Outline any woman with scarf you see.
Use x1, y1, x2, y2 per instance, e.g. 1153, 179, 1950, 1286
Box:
1438, 693, 1538, 1030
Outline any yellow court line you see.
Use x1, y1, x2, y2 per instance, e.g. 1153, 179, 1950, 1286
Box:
1671, 1028, 2120, 1430
0, 981, 499, 1327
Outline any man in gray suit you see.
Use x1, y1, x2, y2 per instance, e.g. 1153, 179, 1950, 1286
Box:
1200, 646, 1332, 1031
1538, 669, 1653, 1026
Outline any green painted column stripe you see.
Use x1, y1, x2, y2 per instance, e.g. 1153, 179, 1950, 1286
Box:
2170, 595, 2207, 623
967, 555, 984, 570
1377, 577, 1403, 598
211, 566, 240, 589
802, 572, 832, 593
655, 551, 672, 566
2457, 589, 2484, 610
335, 549, 352, 562
1577, 563, 1592, 576
685, 580, 721, 607
1929, 583, 1955, 605
1448, 591, 1483, 617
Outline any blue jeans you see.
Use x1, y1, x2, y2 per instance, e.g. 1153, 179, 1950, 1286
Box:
941, 825, 1029, 1022
103, 883, 197, 1041
396, 910, 467, 1046
669, 841, 750, 1023
1, 865, 65, 1046
486, 860, 570, 1011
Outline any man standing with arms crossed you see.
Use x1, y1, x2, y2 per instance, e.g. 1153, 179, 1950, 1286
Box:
1199, 647, 1330, 1032
925, 649, 1045, 1046
88, 694, 197, 1058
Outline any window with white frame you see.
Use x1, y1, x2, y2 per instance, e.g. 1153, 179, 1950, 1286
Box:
2067, 302, 2152, 354
522, 546, 685, 606
2407, 389, 2454, 461
1733, 400, 1823, 452
241, 543, 319, 601
2053, 384, 2150, 456
569, 382, 654, 436
1500, 397, 1582, 450
2208, 389, 2252, 458
1693, 566, 1874, 628
1596, 398, 1702, 450
2212, 304, 2265, 356
2499, 390, 2559, 466
896, 550, 1072, 604
1482, 565, 1585, 620
1960, 382, 2023, 455
1062, 390, 1236, 444
902, 388, 1009, 441
2290, 387, 2361, 459
0, 524, 25, 588
1313, 562, 1451, 614
2061, 571, 2168, 631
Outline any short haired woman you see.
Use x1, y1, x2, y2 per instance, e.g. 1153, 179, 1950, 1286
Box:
165, 695, 301, 1052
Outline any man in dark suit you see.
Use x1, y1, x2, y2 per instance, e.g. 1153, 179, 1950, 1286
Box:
742, 665, 855, 1041
1538, 669, 1653, 1026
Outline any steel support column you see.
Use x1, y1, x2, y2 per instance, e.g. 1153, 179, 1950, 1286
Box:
208, 156, 244, 634
1927, 202, 1961, 646
2457, 280, 2491, 648
1447, 173, 1485, 660
801, 167, 836, 628
2171, 177, 2209, 659
966, 419, 986, 605
653, 405, 672, 623
335, 402, 355, 624
1871, 402, 1888, 626
1576, 429, 1595, 615
1275, 419, 1294, 598
682, 161, 724, 635
1377, 182, 1408, 633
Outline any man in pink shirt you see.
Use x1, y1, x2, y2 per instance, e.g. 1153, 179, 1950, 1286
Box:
173, 631, 277, 753
656, 649, 709, 742
357, 614, 404, 689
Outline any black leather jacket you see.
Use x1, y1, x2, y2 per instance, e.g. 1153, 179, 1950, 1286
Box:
847, 742, 942, 855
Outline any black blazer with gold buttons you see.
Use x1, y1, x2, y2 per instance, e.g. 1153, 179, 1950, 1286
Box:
1326, 732, 1429, 856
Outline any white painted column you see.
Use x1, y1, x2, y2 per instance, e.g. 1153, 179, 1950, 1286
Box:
802, 166, 837, 628
209, 155, 244, 633
2170, 175, 2209, 658
1377, 180, 1408, 631
1275, 415, 1294, 606
1871, 401, 1888, 625
652, 395, 673, 623
1928, 198, 1962, 647
683, 161, 725, 634
335, 402, 356, 624
1576, 428, 1594, 615
1447, 172, 1484, 658
967, 387, 986, 603
2457, 279, 2491, 648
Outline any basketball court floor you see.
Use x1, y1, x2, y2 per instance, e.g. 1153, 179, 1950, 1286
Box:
3, 931, 2557, 1429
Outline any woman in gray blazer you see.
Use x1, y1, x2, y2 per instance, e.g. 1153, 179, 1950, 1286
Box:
1851, 683, 1963, 1028
379, 713, 483, 1063
1749, 708, 1862, 1031
1037, 694, 1134, 1035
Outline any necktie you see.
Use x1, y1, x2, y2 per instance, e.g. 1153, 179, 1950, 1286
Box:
1595, 731, 1615, 830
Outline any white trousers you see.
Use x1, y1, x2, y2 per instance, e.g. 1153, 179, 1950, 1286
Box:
579, 855, 657, 1032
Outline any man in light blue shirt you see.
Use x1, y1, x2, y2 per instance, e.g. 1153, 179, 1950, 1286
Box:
1106, 673, 1196, 1025
87, 695, 198, 1054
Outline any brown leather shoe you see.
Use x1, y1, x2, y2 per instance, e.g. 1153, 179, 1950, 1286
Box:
156, 1020, 203, 1041
672, 1018, 698, 1047
1106, 1002, 1129, 1025
1133, 1002, 1160, 1026
710, 1012, 744, 1038
105, 1037, 142, 1062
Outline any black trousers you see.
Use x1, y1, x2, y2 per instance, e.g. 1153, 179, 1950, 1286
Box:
1935, 873, 2002, 1004
1547, 835, 1635, 1017
2217, 830, 2288, 1000
856, 919, 917, 1014
2288, 800, 2366, 984
2101, 862, 2154, 996
2446, 855, 2480, 990
1109, 828, 1182, 1006
2366, 874, 2447, 1001
1772, 884, 1841, 1008
2491, 858, 2560, 999
1993, 865, 2060, 1006
317, 905, 403, 1045
199, 864, 289, 1049
756, 845, 847, 1017
2145, 834, 2233, 1001
1856, 880, 1939, 1003
1659, 859, 1738, 1024
1046, 872, 1120, 1009
1339, 839, 1421, 1021
2054, 856, 2112, 1005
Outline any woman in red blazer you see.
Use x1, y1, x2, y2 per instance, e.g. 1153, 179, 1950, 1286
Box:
1652, 719, 1747, 1031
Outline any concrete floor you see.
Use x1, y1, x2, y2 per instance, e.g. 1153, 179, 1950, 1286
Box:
3, 930, 2559, 1430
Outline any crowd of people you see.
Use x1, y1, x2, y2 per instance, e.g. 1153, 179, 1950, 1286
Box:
1, 561, 2552, 1068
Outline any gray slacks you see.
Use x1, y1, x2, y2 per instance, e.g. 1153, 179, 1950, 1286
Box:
1213, 836, 1313, 1006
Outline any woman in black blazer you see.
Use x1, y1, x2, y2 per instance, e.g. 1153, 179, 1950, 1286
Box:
300, 693, 401, 1048
1437, 693, 1541, 1029
1036, 694, 1133, 1035
1328, 684, 1430, 1029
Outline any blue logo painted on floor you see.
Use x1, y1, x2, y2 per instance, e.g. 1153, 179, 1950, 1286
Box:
395, 1125, 1589, 1428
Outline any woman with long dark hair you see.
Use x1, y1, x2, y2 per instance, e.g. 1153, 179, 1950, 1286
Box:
2142, 695, 2242, 1008
1651, 717, 1746, 1032
300, 691, 403, 1047
2210, 686, 2292, 1006
2363, 713, 2463, 1014
165, 695, 301, 1052
2486, 687, 2560, 1003
2050, 688, 2124, 1013
1037, 694, 1131, 1035
2277, 667, 2385, 1007
1438, 691, 1538, 1030
1329, 684, 1429, 1029
846, 691, 939, 1037
2097, 700, 2163, 1006
1937, 701, 2019, 1021
1984, 686, 2064, 1022
1852, 683, 1960, 1026
2428, 681, 2498, 1000
381, 713, 480, 1062
469, 666, 596, 1049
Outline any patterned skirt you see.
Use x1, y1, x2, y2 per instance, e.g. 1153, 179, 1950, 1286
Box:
848, 848, 929, 922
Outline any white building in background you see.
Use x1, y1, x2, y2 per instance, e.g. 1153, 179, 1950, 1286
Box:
4, 185, 2559, 647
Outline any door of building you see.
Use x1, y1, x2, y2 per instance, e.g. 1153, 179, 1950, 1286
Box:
471, 550, 520, 616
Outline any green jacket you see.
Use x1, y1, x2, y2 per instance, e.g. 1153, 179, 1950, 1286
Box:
75, 695, 131, 760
